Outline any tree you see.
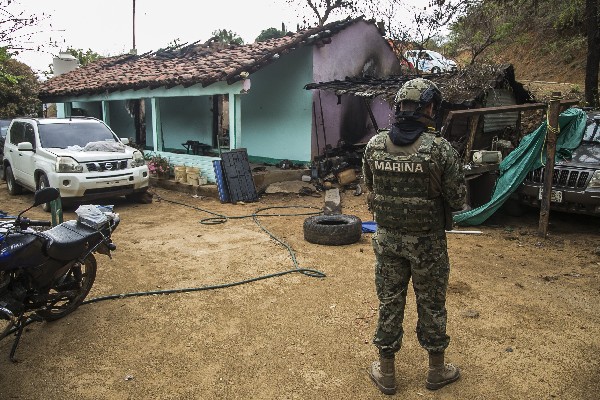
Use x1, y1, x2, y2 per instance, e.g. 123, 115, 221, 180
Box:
255, 27, 286, 42
585, 0, 599, 107
0, 0, 48, 55
211, 29, 244, 46
449, 1, 515, 64
360, 0, 471, 72
287, 0, 357, 27
1, 0, 50, 81
0, 50, 40, 118
65, 47, 103, 66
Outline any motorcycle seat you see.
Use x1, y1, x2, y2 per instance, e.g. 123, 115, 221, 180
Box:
42, 221, 104, 261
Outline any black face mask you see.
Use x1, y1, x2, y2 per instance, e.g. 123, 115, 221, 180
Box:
388, 111, 434, 146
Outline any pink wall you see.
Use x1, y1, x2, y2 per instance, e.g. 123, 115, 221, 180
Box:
310, 21, 401, 157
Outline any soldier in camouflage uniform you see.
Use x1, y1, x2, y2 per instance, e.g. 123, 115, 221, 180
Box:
362, 78, 466, 395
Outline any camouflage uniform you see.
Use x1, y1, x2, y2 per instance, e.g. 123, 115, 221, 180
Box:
362, 128, 466, 356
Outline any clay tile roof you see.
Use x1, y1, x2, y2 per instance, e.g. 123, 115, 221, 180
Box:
39, 16, 370, 101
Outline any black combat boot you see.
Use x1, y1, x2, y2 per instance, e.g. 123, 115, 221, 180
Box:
368, 355, 397, 395
426, 351, 460, 390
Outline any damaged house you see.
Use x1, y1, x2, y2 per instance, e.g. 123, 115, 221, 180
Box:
38, 16, 402, 182
305, 64, 534, 206
305, 64, 533, 156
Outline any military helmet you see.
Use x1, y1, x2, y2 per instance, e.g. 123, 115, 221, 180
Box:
394, 78, 442, 109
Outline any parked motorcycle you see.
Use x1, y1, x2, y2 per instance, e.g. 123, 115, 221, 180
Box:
0, 187, 119, 361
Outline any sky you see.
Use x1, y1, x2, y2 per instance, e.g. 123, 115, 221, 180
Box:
8, 0, 434, 77
8, 0, 328, 76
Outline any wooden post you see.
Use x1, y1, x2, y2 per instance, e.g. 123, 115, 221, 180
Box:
463, 115, 481, 164
538, 92, 562, 237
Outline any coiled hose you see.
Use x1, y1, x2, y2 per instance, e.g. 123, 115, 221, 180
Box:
2, 193, 326, 338
82, 192, 326, 305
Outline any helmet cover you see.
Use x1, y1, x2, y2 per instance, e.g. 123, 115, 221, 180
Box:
394, 78, 442, 108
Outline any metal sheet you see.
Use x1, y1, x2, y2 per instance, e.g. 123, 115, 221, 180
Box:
483, 89, 518, 133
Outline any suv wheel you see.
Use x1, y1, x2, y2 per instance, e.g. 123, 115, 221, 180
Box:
431, 67, 441, 74
5, 165, 23, 195
37, 173, 53, 212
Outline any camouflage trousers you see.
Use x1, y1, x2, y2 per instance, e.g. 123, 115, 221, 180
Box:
372, 226, 450, 356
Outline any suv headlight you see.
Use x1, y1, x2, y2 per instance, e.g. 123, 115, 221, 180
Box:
131, 150, 146, 168
588, 170, 600, 189
56, 156, 83, 173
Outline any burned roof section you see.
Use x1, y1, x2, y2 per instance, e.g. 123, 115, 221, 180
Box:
39, 16, 371, 101
305, 64, 533, 107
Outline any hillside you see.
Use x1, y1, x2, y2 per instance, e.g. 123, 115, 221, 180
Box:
491, 35, 587, 85
452, 34, 588, 104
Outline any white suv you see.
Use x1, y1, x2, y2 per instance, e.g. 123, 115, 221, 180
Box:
2, 117, 149, 210
404, 50, 458, 74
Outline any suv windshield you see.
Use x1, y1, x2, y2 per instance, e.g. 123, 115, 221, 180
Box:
38, 122, 117, 148
583, 116, 600, 143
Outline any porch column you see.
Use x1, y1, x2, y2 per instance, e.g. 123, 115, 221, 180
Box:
151, 97, 162, 152
229, 94, 242, 149
57, 102, 72, 118
102, 101, 110, 126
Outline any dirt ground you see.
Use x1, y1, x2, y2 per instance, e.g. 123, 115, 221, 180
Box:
0, 180, 599, 400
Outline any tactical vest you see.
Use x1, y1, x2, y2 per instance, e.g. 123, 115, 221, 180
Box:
367, 131, 445, 232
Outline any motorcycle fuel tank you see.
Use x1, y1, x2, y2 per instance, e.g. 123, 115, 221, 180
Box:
0, 232, 47, 271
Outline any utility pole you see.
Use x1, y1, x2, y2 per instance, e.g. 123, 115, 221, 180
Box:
538, 92, 562, 238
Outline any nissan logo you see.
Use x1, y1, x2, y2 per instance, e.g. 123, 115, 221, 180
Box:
104, 163, 113, 170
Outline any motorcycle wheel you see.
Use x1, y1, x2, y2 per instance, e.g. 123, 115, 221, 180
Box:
36, 254, 97, 321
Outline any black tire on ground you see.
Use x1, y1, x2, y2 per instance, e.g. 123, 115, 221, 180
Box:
36, 254, 97, 321
431, 67, 441, 74
37, 173, 52, 212
5, 165, 23, 195
303, 214, 363, 246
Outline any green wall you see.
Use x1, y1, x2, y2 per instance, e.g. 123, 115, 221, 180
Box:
158, 96, 213, 151
240, 47, 313, 163
145, 99, 154, 149
72, 101, 102, 119
108, 100, 135, 140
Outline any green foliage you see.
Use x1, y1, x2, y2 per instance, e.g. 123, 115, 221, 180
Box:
0, 47, 19, 83
211, 29, 244, 46
448, 1, 515, 64
542, 34, 587, 63
65, 47, 103, 66
448, 0, 588, 61
255, 28, 286, 42
0, 50, 40, 118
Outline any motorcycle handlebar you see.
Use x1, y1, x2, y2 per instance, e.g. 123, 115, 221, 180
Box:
28, 220, 52, 227
14, 218, 52, 230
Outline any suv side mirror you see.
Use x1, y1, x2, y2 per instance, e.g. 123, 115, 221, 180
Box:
17, 142, 34, 151
33, 187, 60, 206
120, 138, 129, 145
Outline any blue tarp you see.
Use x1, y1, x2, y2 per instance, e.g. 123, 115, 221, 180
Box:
362, 221, 377, 233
